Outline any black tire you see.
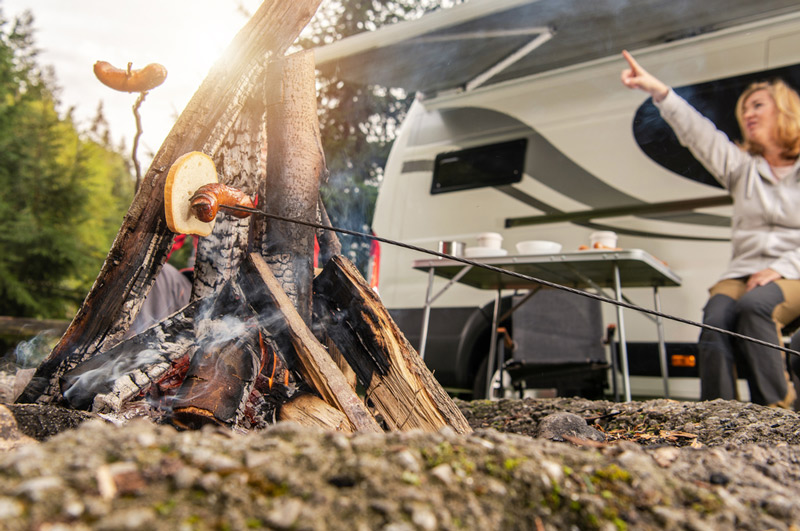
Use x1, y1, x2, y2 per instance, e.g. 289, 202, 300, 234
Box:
472, 356, 517, 400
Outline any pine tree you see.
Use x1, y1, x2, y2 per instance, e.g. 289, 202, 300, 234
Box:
0, 9, 133, 318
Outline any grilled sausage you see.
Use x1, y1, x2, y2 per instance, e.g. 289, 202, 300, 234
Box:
190, 183, 254, 222
93, 61, 167, 93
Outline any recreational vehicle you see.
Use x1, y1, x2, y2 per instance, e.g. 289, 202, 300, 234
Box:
315, 0, 800, 400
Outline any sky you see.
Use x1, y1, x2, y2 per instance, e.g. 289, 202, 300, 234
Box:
2, 0, 266, 167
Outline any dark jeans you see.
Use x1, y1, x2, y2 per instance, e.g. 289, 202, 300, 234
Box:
699, 281, 790, 405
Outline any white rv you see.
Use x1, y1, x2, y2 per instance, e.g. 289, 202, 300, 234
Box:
315, 0, 800, 399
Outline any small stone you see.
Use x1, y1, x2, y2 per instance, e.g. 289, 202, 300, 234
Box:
64, 499, 85, 518
536, 412, 605, 443
651, 446, 681, 468
430, 463, 455, 485
411, 507, 437, 531
15, 475, 64, 502
173, 466, 201, 490
95, 507, 156, 531
198, 472, 222, 491
0, 496, 24, 519
393, 450, 420, 473
264, 497, 302, 530
708, 472, 730, 485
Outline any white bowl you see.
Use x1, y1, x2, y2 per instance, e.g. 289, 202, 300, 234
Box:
516, 240, 562, 255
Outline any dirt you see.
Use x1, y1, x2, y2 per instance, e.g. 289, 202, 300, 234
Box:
0, 395, 799, 530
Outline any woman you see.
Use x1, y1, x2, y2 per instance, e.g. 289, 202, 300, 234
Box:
621, 50, 800, 407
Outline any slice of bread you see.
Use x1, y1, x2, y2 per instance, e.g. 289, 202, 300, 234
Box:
164, 151, 218, 236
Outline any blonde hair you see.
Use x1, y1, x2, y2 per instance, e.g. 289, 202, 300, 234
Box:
735, 79, 800, 158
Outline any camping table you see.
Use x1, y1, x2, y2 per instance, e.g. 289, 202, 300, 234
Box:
413, 249, 682, 402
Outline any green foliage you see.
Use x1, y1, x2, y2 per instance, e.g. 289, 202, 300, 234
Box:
0, 9, 133, 318
300, 0, 462, 272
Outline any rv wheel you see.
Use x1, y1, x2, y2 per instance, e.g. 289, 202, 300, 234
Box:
472, 357, 518, 400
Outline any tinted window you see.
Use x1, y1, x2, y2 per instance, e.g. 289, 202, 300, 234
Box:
633, 63, 800, 188
431, 138, 527, 194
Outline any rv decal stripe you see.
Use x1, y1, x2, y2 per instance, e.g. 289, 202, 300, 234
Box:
496, 186, 729, 242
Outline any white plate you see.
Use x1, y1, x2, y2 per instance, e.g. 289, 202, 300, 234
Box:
464, 247, 508, 258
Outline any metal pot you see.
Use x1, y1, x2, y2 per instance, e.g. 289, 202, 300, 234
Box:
438, 240, 465, 258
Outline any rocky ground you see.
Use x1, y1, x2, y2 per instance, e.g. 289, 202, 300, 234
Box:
0, 393, 799, 530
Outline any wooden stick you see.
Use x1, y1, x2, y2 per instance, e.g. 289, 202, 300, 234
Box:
313, 256, 472, 434
239, 253, 382, 433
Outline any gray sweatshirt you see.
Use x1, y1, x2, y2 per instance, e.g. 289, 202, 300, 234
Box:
655, 89, 800, 281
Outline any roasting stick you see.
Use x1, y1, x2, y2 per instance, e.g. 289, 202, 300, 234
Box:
161, 153, 800, 358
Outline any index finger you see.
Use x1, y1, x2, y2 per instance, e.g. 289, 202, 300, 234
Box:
622, 50, 639, 71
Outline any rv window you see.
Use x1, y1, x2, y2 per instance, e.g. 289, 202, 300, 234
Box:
431, 138, 526, 194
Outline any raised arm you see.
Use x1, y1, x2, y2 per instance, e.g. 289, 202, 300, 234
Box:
620, 50, 749, 189
621, 50, 669, 102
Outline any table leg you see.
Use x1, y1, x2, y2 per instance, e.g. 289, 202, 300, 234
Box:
613, 263, 632, 402
485, 289, 502, 399
654, 286, 670, 398
419, 267, 435, 360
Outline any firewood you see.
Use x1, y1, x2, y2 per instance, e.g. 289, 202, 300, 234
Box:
278, 393, 354, 432
59, 299, 201, 412
239, 253, 382, 433
169, 335, 261, 430
250, 50, 326, 325
193, 88, 265, 301
17, 0, 325, 405
313, 256, 472, 434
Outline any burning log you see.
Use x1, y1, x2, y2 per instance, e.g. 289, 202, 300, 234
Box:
59, 300, 201, 412
251, 50, 326, 325
239, 253, 383, 433
313, 256, 472, 434
169, 336, 261, 430
193, 89, 265, 300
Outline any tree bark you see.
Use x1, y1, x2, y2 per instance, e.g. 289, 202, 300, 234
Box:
239, 253, 382, 433
17, 0, 324, 405
251, 50, 326, 325
313, 256, 472, 434
192, 83, 266, 301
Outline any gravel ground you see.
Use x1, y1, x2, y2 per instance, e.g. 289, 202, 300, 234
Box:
1, 396, 800, 530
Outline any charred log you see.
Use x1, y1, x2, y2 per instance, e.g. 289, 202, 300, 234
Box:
251, 50, 326, 325
313, 255, 472, 434
193, 84, 265, 300
239, 253, 382, 433
169, 336, 261, 430
59, 300, 202, 412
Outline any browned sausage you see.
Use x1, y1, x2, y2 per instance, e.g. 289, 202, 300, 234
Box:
93, 61, 167, 93
190, 183, 255, 222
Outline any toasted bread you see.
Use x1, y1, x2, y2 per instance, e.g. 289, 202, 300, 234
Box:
164, 151, 218, 236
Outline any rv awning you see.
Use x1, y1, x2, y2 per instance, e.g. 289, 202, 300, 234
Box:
313, 0, 800, 96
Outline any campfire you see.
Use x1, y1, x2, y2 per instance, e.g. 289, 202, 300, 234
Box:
14, 0, 471, 436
